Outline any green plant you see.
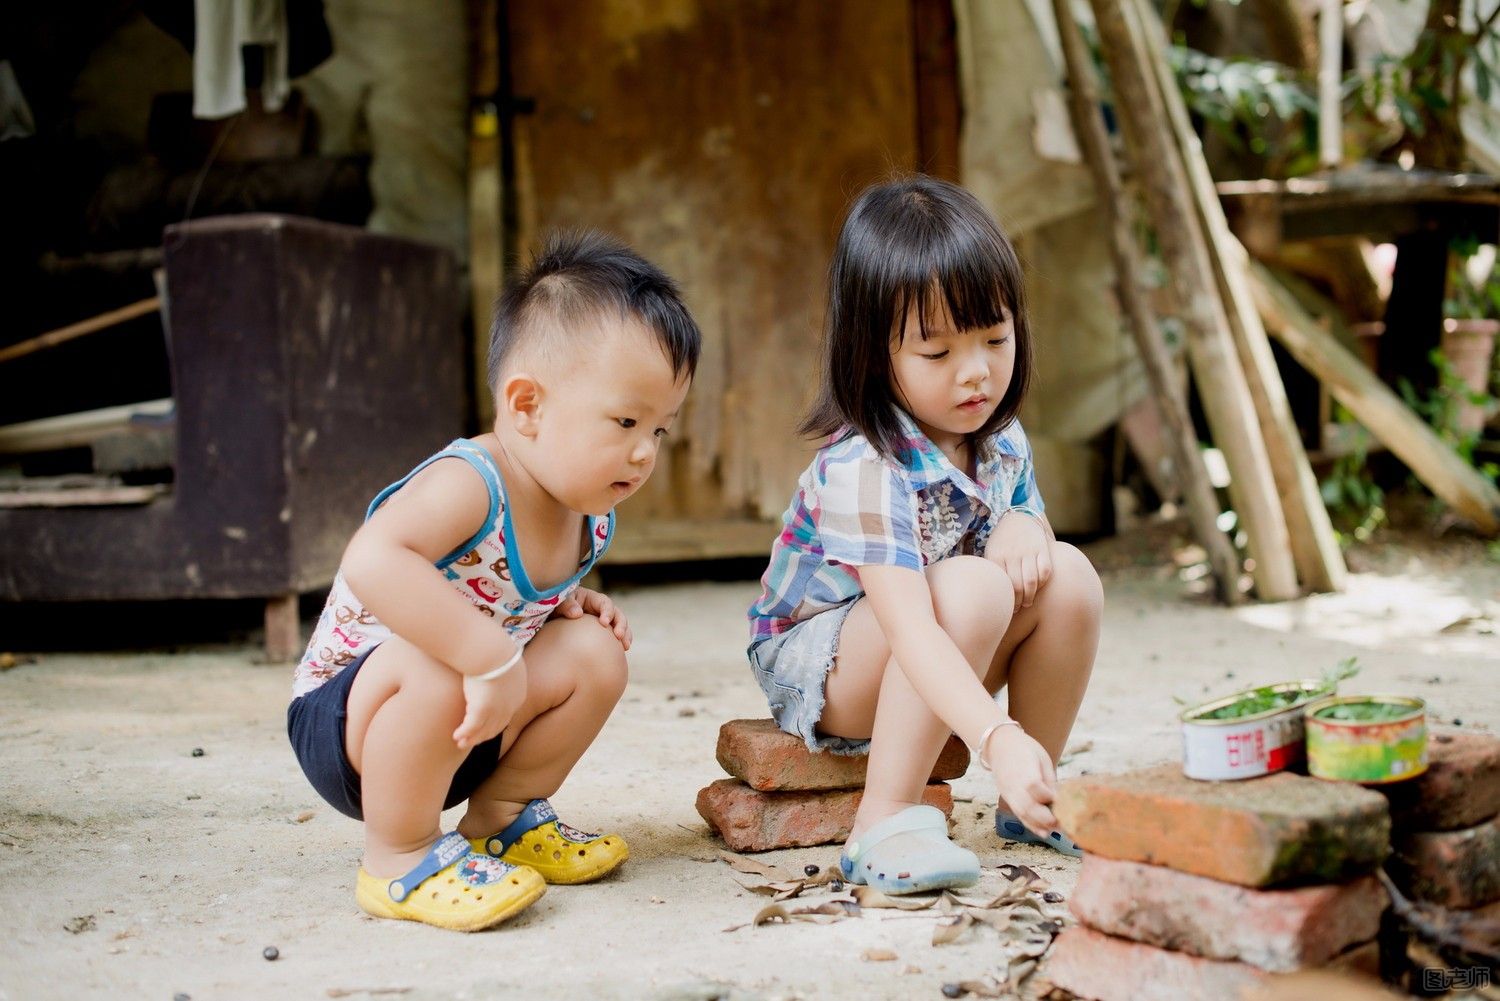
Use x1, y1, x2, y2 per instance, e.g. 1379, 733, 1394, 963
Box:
1168, 45, 1319, 170
1400, 349, 1499, 475
1444, 240, 1500, 322
1192, 657, 1359, 720
1320, 412, 1387, 544
1313, 700, 1419, 722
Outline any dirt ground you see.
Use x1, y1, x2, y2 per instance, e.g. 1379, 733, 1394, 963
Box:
2, 526, 1496, 1001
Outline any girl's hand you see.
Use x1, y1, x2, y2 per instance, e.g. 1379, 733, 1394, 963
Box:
555, 587, 632, 650
986, 726, 1059, 836
454, 662, 527, 750
986, 511, 1052, 609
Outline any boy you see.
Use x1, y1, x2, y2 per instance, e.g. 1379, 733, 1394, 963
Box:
288, 231, 701, 931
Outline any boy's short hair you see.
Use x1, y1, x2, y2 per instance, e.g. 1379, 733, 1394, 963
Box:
487, 231, 701, 391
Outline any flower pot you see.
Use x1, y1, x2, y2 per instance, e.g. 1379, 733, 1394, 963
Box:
1440, 317, 1499, 435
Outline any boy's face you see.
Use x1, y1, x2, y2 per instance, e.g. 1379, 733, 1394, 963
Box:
889, 300, 1015, 451
519, 318, 691, 516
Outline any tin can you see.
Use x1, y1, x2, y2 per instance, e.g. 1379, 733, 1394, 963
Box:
1180, 680, 1330, 781
1304, 695, 1428, 784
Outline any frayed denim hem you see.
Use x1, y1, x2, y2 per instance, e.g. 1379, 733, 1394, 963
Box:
748, 599, 870, 758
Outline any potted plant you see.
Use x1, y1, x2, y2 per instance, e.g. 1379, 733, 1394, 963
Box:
1441, 241, 1500, 436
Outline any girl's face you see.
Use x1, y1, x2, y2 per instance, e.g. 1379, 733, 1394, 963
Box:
889, 302, 1016, 454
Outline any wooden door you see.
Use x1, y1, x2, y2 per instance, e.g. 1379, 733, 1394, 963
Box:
505, 0, 950, 562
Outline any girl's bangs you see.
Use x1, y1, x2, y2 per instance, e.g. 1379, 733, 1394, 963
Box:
890, 244, 1015, 343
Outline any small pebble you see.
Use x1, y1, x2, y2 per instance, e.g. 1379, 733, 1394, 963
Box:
174, 994, 191, 1001
191, 748, 205, 757
941, 984, 965, 999
1453, 718, 1464, 726
262, 946, 279, 961
830, 879, 844, 892
803, 864, 819, 877
1043, 891, 1064, 903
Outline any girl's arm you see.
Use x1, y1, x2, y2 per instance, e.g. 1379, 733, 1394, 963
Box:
859, 563, 1059, 837
340, 458, 520, 677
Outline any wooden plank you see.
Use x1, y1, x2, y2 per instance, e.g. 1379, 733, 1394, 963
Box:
264, 594, 303, 663
1051, 0, 1242, 603
1090, 0, 1299, 601
0, 297, 161, 365
468, 0, 503, 427
1132, 0, 1345, 594
0, 399, 173, 456
0, 484, 166, 508
913, 0, 962, 181
1250, 263, 1500, 536
598, 518, 777, 565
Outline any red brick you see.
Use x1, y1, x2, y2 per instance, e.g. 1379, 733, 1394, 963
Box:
1043, 926, 1380, 1001
1380, 731, 1500, 832
714, 718, 969, 791
1068, 856, 1387, 972
1053, 765, 1390, 887
695, 779, 954, 852
1389, 814, 1500, 908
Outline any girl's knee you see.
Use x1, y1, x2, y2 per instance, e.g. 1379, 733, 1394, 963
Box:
1050, 543, 1104, 619
927, 555, 1014, 635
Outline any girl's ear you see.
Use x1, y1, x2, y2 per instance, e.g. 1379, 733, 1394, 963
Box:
501, 373, 543, 438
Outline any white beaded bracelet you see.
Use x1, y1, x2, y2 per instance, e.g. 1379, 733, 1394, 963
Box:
473, 646, 523, 682
974, 718, 1023, 771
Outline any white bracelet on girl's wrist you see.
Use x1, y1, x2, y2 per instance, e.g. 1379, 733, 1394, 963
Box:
974, 718, 1023, 771
473, 646, 523, 682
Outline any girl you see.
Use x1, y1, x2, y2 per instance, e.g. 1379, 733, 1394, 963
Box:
747, 176, 1102, 894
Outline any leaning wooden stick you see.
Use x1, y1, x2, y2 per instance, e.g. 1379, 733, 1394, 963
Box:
1088, 0, 1299, 601
0, 297, 161, 366
1130, 0, 1346, 594
1050, 0, 1242, 604
1250, 263, 1500, 536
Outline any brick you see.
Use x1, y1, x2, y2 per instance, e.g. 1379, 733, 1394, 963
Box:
1053, 764, 1390, 887
1241, 970, 1409, 1001
1380, 731, 1500, 832
1068, 856, 1387, 972
714, 718, 970, 791
1389, 814, 1500, 908
1043, 926, 1380, 1001
695, 779, 954, 853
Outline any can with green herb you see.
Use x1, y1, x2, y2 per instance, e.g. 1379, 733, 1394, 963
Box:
1304, 695, 1428, 784
1180, 680, 1332, 780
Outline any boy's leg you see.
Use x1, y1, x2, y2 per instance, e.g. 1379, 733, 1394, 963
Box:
982, 542, 1103, 762
819, 555, 1015, 840
343, 637, 473, 878
456, 614, 628, 839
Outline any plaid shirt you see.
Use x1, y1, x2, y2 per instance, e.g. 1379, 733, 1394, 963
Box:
748, 409, 1044, 645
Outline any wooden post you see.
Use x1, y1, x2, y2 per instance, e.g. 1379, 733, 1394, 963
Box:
263, 594, 303, 663
1250, 264, 1500, 536
1131, 0, 1347, 594
1050, 0, 1242, 604
1088, 0, 1300, 601
0, 297, 161, 366
1318, 0, 1343, 170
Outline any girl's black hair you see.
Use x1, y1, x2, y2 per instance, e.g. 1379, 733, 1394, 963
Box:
799, 175, 1032, 460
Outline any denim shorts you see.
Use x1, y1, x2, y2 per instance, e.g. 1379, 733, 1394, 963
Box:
286, 644, 503, 821
748, 598, 869, 756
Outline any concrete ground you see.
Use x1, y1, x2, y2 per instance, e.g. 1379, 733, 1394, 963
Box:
1, 526, 1496, 1000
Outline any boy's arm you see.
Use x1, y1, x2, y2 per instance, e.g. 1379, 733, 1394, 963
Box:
340, 458, 518, 676
859, 563, 1058, 837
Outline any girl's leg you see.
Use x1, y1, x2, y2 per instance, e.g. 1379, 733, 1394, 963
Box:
343, 637, 474, 878
455, 615, 628, 839
819, 555, 1015, 840
983, 542, 1103, 762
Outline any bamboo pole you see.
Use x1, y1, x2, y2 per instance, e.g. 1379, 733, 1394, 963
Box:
1132, 0, 1346, 594
0, 297, 161, 366
1089, 0, 1300, 600
1250, 263, 1500, 536
1050, 0, 1242, 604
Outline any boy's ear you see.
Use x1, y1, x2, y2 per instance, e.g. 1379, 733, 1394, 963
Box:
500, 373, 543, 438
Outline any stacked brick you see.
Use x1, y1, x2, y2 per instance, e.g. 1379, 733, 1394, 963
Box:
695, 718, 969, 852
1042, 765, 1392, 1001
1381, 731, 1500, 911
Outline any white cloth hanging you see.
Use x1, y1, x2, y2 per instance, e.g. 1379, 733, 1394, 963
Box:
192, 0, 290, 119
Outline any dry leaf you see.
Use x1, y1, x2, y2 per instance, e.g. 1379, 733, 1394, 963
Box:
956, 978, 1007, 998
861, 948, 897, 962
1006, 958, 1039, 992
718, 850, 796, 882
851, 885, 940, 911
294, 810, 315, 823
932, 912, 975, 946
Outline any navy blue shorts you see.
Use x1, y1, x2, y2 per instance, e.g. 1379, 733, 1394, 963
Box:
286, 645, 504, 821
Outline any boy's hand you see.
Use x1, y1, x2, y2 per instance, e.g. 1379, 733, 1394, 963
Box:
454, 663, 527, 750
555, 587, 632, 650
986, 726, 1059, 837
986, 511, 1052, 609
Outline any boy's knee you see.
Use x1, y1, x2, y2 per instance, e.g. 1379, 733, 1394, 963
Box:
556, 618, 630, 698
928, 555, 1014, 635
